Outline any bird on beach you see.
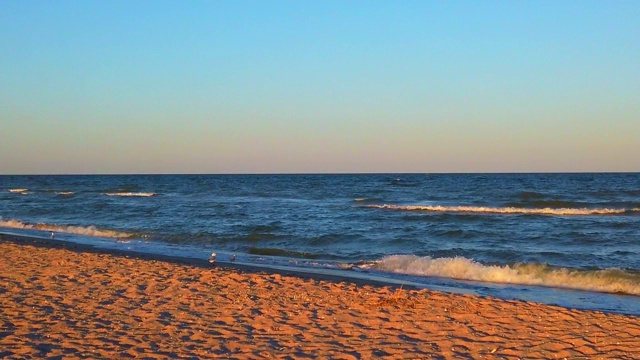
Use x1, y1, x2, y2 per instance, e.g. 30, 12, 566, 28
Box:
50, 232, 55, 239
209, 252, 216, 265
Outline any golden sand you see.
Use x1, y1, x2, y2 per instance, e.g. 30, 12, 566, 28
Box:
1, 238, 638, 359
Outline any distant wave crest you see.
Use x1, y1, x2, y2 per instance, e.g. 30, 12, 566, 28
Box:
370, 255, 640, 296
366, 204, 638, 216
105, 192, 156, 197
0, 218, 133, 239
6, 189, 74, 196
9, 189, 28, 194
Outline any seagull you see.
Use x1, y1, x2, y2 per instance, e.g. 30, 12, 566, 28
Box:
50, 232, 55, 239
209, 252, 217, 265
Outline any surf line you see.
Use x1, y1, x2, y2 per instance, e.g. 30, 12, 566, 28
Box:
365, 204, 634, 216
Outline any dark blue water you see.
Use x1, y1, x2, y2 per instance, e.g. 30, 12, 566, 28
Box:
1, 173, 639, 315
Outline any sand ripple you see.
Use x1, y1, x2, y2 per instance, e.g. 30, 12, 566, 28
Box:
0, 238, 638, 359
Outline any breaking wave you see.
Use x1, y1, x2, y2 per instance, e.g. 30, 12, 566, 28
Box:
0, 218, 133, 239
55, 191, 75, 196
366, 204, 638, 216
6, 189, 74, 196
8, 189, 28, 194
105, 192, 156, 197
370, 255, 640, 296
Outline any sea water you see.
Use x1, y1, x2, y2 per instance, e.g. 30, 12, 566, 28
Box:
1, 173, 639, 315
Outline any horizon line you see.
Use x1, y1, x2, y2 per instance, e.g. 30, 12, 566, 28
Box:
1, 171, 638, 176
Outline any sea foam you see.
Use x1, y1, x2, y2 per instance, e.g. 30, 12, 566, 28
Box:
55, 191, 75, 196
0, 218, 133, 239
105, 192, 156, 197
8, 189, 28, 194
366, 204, 638, 216
371, 255, 640, 296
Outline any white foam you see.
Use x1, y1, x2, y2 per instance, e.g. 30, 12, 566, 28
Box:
55, 191, 75, 196
372, 255, 640, 296
9, 189, 28, 194
0, 218, 132, 239
366, 204, 634, 216
105, 192, 156, 197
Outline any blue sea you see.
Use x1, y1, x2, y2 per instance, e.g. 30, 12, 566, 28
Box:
1, 173, 639, 316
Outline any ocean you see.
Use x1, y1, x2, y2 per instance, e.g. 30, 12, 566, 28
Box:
1, 173, 639, 315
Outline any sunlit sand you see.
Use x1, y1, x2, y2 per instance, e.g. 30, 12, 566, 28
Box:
1, 235, 638, 359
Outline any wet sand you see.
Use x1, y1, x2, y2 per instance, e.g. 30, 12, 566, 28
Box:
1, 236, 639, 359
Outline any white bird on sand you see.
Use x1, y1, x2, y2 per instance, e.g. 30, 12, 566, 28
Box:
209, 252, 217, 265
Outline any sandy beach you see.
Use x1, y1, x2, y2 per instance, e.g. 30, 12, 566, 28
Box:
1, 236, 638, 359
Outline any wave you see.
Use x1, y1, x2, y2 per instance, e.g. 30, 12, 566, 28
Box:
366, 204, 638, 216
105, 192, 156, 197
8, 189, 28, 194
0, 218, 133, 239
55, 191, 75, 196
6, 189, 74, 196
369, 255, 640, 296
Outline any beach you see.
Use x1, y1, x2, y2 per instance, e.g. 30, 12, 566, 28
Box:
1, 236, 638, 359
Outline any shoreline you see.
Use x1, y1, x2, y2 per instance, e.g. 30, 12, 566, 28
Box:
3, 231, 640, 314
1, 235, 639, 358
0, 233, 422, 290
3, 231, 640, 317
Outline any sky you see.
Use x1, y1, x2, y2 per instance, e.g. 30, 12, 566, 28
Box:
1, 1, 638, 174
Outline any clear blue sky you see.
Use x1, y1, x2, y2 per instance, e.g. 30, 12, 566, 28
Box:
1, 1, 638, 174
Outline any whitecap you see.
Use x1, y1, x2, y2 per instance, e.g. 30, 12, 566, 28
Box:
366, 204, 632, 216
0, 218, 133, 239
371, 255, 640, 296
105, 192, 156, 197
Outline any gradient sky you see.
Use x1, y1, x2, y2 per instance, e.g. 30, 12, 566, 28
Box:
1, 1, 638, 174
